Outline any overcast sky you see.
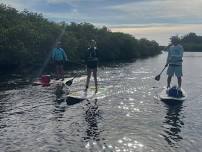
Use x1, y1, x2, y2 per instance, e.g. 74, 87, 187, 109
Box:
2, 0, 202, 45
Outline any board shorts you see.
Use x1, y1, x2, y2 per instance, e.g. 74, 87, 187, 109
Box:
55, 60, 64, 66
87, 60, 98, 69
167, 65, 183, 77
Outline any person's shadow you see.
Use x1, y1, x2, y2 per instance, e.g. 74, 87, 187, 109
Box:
161, 102, 185, 147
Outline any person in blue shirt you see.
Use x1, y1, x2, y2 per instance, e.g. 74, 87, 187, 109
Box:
85, 40, 98, 93
165, 36, 184, 90
52, 41, 68, 79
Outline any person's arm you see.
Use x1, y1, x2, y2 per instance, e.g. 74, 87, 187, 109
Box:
178, 45, 184, 63
164, 44, 171, 51
95, 47, 98, 57
180, 45, 184, 58
95, 47, 98, 62
165, 47, 171, 66
61, 48, 68, 61
51, 49, 55, 61
85, 48, 89, 64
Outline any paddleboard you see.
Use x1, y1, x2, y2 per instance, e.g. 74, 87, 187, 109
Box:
32, 77, 72, 86
66, 86, 109, 104
55, 88, 100, 106
67, 88, 97, 100
65, 88, 95, 105
159, 87, 187, 102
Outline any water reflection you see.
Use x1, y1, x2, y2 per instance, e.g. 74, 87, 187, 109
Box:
115, 136, 144, 152
1, 53, 202, 152
53, 98, 66, 120
83, 99, 106, 151
0, 94, 11, 129
162, 102, 184, 147
84, 99, 102, 142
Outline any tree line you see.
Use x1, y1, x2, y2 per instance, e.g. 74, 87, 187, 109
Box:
164, 33, 202, 52
180, 33, 202, 52
0, 4, 161, 74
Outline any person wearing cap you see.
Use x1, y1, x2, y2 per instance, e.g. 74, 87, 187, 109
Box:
85, 40, 98, 93
165, 36, 184, 90
52, 42, 68, 80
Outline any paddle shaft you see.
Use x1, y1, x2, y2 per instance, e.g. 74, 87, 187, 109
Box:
71, 75, 77, 81
65, 73, 80, 86
159, 66, 167, 75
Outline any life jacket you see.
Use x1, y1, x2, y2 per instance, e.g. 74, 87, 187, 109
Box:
52, 48, 65, 61
168, 45, 183, 65
87, 47, 98, 61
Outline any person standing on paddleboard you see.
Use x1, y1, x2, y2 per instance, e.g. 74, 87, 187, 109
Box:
52, 41, 68, 80
85, 39, 98, 93
165, 36, 184, 90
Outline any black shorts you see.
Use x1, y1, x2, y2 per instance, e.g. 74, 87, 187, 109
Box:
55, 61, 64, 65
87, 60, 97, 69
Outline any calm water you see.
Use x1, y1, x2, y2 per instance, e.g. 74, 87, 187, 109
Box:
0, 52, 202, 152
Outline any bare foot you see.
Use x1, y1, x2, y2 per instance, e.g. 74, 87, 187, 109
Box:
95, 87, 98, 94
84, 86, 88, 92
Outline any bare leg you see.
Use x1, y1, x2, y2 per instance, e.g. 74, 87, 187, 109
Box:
85, 68, 91, 91
56, 65, 60, 79
167, 76, 172, 88
60, 65, 64, 80
177, 77, 182, 89
93, 68, 98, 93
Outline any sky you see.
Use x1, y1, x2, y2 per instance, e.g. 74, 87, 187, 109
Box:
1, 0, 202, 45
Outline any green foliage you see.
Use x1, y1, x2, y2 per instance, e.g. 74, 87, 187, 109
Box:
167, 33, 202, 52
0, 3, 61, 71
180, 33, 202, 52
0, 3, 161, 73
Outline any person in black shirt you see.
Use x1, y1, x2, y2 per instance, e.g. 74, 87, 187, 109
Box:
85, 40, 98, 93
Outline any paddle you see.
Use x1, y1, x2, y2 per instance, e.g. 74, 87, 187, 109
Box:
155, 65, 167, 81
64, 73, 80, 86
64, 61, 85, 86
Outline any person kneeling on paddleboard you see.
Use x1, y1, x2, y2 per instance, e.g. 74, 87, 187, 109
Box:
51, 41, 68, 80
85, 39, 98, 93
165, 36, 184, 90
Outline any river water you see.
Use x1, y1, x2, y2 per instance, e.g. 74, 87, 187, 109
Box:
0, 52, 202, 152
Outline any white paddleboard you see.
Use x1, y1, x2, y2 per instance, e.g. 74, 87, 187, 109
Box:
159, 87, 187, 102
67, 86, 109, 101
68, 89, 95, 100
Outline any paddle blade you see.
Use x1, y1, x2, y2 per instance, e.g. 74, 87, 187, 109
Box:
155, 75, 161, 81
65, 79, 73, 86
